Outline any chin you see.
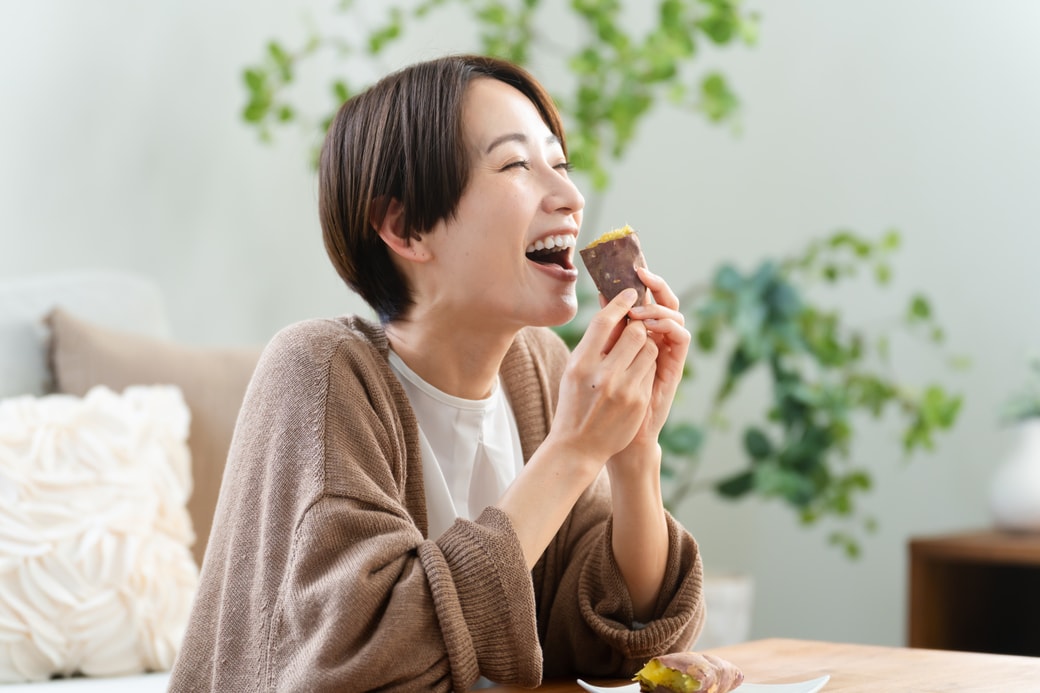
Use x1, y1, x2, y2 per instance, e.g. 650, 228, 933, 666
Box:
542, 292, 579, 327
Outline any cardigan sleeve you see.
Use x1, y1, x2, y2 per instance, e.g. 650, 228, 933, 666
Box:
272, 501, 542, 691
533, 473, 706, 679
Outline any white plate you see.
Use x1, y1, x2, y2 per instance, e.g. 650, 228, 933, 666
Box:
577, 674, 830, 693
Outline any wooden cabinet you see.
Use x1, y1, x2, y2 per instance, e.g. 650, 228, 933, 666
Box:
908, 530, 1040, 656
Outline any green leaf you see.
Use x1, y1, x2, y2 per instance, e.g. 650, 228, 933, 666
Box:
697, 14, 736, 44
242, 98, 269, 123
725, 345, 755, 382
716, 470, 754, 498
243, 68, 266, 92
738, 12, 761, 45
661, 421, 705, 456
695, 326, 716, 351
476, 3, 508, 25
764, 279, 801, 320
908, 294, 932, 322
267, 41, 293, 82
753, 463, 815, 506
743, 427, 773, 460
714, 264, 743, 293
332, 80, 350, 103
828, 531, 862, 559
699, 72, 739, 122
368, 9, 404, 54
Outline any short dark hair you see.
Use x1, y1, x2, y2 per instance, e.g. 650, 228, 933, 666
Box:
318, 54, 567, 323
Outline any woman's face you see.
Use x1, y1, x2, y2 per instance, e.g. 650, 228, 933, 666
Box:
415, 77, 585, 332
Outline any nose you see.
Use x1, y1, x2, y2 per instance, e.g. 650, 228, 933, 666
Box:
543, 167, 585, 217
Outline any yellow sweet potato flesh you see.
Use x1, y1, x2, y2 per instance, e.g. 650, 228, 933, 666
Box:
584, 224, 635, 248
632, 658, 703, 692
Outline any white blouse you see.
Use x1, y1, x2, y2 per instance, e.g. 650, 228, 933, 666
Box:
388, 351, 525, 540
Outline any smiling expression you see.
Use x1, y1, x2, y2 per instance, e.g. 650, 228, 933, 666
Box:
411, 77, 586, 333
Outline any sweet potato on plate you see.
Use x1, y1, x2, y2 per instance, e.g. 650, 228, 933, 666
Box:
632, 651, 744, 693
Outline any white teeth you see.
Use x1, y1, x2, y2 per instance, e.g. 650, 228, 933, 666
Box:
526, 235, 575, 254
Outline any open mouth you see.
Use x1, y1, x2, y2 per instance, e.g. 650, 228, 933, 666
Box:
525, 234, 576, 269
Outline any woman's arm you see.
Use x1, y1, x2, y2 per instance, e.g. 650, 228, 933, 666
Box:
606, 266, 692, 620
503, 315, 703, 680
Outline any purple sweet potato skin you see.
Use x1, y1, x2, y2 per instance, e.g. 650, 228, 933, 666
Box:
639, 651, 745, 693
579, 233, 648, 303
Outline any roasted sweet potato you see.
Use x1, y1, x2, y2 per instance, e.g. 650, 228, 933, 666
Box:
632, 651, 744, 693
579, 224, 648, 303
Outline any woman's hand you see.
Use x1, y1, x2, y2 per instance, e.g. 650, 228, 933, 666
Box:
497, 287, 658, 569
608, 266, 691, 471
548, 287, 659, 471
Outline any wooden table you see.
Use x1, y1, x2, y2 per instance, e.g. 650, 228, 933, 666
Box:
484, 638, 1040, 692
908, 530, 1040, 655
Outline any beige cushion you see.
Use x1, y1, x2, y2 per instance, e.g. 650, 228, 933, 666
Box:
0, 385, 197, 681
46, 308, 263, 568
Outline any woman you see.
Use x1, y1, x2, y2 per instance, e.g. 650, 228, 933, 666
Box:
169, 54, 704, 692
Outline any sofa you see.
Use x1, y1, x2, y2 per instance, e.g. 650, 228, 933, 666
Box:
0, 270, 262, 689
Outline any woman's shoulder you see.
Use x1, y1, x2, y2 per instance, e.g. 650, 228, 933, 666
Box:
255, 315, 390, 385
267, 314, 386, 349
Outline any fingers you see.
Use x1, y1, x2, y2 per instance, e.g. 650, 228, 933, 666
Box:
642, 315, 691, 348
644, 319, 690, 384
596, 323, 657, 428
627, 282, 682, 336
575, 287, 639, 358
572, 287, 658, 390
578, 268, 688, 367
633, 334, 659, 389
635, 266, 681, 314
603, 318, 654, 372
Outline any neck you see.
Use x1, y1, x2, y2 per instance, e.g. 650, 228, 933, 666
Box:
384, 312, 518, 400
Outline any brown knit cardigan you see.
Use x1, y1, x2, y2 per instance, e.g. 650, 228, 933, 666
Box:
168, 316, 704, 692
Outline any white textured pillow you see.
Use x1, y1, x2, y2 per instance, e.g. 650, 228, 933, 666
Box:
0, 385, 198, 682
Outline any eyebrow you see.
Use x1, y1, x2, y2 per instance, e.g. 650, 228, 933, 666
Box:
485, 132, 561, 154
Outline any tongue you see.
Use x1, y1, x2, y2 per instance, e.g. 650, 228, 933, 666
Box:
528, 249, 568, 268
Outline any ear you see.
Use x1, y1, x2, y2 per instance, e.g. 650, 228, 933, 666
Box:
372, 197, 432, 263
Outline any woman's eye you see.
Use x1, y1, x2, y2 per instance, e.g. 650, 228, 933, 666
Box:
500, 159, 572, 173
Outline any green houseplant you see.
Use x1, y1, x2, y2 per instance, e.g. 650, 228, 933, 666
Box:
1000, 357, 1040, 424
241, 0, 963, 556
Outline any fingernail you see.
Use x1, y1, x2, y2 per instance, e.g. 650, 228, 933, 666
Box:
620, 288, 638, 303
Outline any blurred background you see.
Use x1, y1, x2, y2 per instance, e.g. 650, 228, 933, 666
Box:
3, 0, 1039, 649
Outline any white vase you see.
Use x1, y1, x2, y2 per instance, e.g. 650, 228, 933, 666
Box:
989, 419, 1040, 532
694, 573, 754, 650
